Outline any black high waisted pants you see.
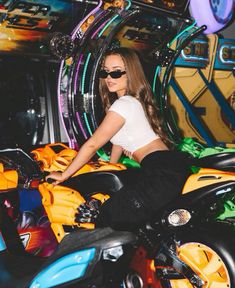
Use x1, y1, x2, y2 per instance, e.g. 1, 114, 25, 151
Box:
96, 150, 192, 230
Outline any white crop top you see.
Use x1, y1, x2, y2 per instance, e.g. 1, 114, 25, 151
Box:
109, 95, 159, 153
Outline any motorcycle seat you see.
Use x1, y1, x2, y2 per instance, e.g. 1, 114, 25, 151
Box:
193, 152, 235, 171
61, 168, 141, 198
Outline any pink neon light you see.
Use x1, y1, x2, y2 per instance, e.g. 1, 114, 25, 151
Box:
91, 18, 110, 39
71, 0, 102, 39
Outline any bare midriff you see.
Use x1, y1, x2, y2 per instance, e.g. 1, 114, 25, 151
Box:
132, 138, 169, 163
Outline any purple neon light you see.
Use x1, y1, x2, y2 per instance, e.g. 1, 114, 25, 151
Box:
57, 0, 102, 148
76, 112, 88, 140
189, 0, 234, 34
91, 19, 110, 39
73, 53, 89, 139
74, 53, 84, 94
71, 0, 103, 39
57, 60, 73, 147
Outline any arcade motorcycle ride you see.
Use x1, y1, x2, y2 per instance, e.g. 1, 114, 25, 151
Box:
0, 144, 234, 288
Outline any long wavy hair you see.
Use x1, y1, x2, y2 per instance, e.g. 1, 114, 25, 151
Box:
99, 47, 171, 146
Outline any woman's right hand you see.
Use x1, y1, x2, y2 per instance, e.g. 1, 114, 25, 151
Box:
123, 149, 132, 159
45, 171, 67, 185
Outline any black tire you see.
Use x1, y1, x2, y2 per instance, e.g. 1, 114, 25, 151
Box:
170, 224, 235, 287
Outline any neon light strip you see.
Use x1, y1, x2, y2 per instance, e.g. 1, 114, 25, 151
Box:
74, 53, 84, 93
0, 233, 6, 251
98, 14, 119, 37
71, 0, 103, 39
181, 50, 208, 61
82, 53, 91, 94
57, 1, 102, 147
82, 58, 108, 159
154, 21, 196, 100
83, 112, 93, 136
152, 66, 160, 95
92, 0, 131, 39
57, 60, 72, 146
167, 20, 196, 48
125, 0, 131, 10
91, 19, 110, 39
219, 44, 235, 64
73, 53, 89, 140
76, 112, 88, 139
80, 53, 96, 139
92, 3, 131, 160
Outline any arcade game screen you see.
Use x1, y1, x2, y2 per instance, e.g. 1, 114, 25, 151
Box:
0, 0, 88, 55
131, 0, 189, 14
0, 0, 89, 149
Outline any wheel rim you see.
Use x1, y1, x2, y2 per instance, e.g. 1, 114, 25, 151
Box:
170, 242, 231, 288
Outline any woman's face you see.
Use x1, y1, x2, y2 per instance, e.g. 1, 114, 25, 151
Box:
102, 54, 127, 97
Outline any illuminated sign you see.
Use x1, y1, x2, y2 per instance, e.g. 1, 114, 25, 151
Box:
214, 38, 235, 70
175, 35, 209, 68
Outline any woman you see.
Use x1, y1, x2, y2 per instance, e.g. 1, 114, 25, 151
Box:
46, 47, 192, 230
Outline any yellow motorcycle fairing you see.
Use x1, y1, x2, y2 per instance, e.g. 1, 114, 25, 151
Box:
38, 159, 124, 242
182, 168, 235, 194
170, 242, 231, 288
0, 163, 18, 191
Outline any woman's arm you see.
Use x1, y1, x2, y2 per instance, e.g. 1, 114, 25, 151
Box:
46, 111, 125, 184
110, 144, 123, 163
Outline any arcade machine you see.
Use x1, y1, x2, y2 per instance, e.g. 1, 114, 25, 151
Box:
0, 0, 93, 150
0, 1, 234, 287
0, 0, 97, 257
52, 0, 207, 163
169, 34, 235, 147
168, 32, 219, 146
165, 0, 235, 149
46, 1, 235, 286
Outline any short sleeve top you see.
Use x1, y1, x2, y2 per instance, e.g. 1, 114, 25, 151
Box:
109, 95, 159, 153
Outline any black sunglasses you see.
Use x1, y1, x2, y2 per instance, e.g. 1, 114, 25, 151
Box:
99, 70, 126, 79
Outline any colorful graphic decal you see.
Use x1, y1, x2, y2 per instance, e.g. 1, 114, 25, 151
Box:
0, 0, 82, 55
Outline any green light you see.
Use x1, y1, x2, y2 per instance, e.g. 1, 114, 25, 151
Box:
98, 14, 119, 38
167, 20, 196, 48
82, 53, 91, 94
83, 112, 93, 136
125, 0, 131, 10
152, 66, 160, 95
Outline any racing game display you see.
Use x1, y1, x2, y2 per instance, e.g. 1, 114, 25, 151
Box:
0, 0, 87, 55
131, 0, 190, 15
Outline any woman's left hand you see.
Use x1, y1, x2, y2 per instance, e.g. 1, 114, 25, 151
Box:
45, 171, 67, 185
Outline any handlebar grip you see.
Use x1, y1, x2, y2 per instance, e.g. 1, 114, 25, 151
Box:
46, 178, 54, 184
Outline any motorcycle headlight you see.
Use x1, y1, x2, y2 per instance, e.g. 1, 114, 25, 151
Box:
168, 209, 191, 226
